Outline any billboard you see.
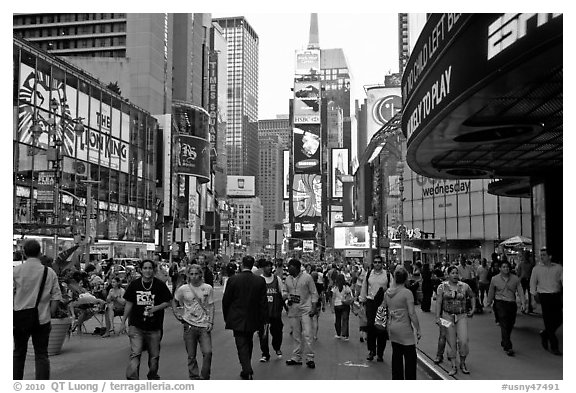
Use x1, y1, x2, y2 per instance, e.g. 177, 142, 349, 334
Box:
175, 135, 210, 182
331, 148, 349, 198
293, 125, 321, 173
303, 240, 315, 253
365, 86, 402, 143
295, 49, 320, 75
292, 174, 322, 218
333, 226, 377, 249
283, 150, 290, 199
293, 81, 321, 124
226, 176, 256, 197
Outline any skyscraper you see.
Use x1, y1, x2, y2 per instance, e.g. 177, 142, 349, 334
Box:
212, 16, 259, 178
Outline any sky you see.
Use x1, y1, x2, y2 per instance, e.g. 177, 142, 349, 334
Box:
213, 13, 401, 120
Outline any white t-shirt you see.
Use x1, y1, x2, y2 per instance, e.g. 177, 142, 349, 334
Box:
174, 283, 214, 328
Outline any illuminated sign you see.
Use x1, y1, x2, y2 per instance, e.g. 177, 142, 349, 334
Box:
333, 226, 376, 249
295, 49, 320, 75
227, 176, 256, 197
292, 174, 322, 218
293, 125, 321, 173
331, 148, 349, 198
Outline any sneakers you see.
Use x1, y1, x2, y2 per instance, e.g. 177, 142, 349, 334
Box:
334, 335, 341, 339
275, 350, 283, 359
259, 356, 269, 362
342, 336, 349, 341
506, 349, 515, 357
367, 351, 375, 361
460, 363, 470, 374
376, 356, 384, 362
433, 356, 443, 364
306, 360, 316, 369
448, 366, 457, 376
286, 359, 303, 366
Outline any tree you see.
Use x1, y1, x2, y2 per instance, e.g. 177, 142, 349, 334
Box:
106, 81, 122, 95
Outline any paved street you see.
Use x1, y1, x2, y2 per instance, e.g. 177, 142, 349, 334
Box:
23, 284, 429, 380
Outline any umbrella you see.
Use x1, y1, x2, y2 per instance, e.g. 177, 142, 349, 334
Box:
499, 236, 532, 248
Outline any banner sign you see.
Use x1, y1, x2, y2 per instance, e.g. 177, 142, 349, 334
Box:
175, 135, 210, 183
295, 49, 321, 75
283, 150, 290, 199
331, 148, 349, 198
293, 125, 321, 173
36, 171, 56, 213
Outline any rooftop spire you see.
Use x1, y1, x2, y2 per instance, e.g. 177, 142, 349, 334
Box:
308, 13, 319, 49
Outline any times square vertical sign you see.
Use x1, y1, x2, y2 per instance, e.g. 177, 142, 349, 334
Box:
208, 51, 218, 168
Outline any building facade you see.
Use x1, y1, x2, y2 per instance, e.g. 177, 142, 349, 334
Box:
229, 197, 264, 255
257, 133, 283, 240
212, 17, 259, 178
14, 35, 158, 259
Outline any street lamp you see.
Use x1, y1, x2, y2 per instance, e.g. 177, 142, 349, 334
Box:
396, 162, 405, 266
29, 98, 85, 261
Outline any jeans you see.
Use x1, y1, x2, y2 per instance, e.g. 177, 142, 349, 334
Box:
520, 279, 533, 312
493, 300, 517, 351
539, 292, 563, 351
233, 331, 255, 377
183, 324, 212, 380
391, 342, 417, 380
436, 325, 447, 359
258, 316, 283, 358
365, 299, 387, 357
126, 325, 162, 380
334, 304, 350, 337
13, 322, 51, 380
289, 313, 314, 362
478, 282, 490, 306
445, 314, 469, 359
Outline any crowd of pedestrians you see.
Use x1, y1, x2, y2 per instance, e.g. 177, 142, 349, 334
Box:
14, 239, 562, 381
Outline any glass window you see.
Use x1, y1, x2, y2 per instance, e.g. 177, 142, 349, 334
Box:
412, 199, 422, 221
446, 218, 457, 239
500, 214, 522, 239
445, 194, 457, 218
435, 219, 446, 239
119, 172, 128, 205
458, 217, 471, 239
484, 214, 499, 240
457, 192, 470, 216
471, 215, 484, 238
470, 192, 484, 215
484, 193, 498, 214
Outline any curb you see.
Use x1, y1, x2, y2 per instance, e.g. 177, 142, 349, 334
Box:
416, 348, 455, 380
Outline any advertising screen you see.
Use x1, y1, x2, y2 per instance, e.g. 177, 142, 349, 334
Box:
295, 49, 320, 75
303, 240, 315, 253
293, 125, 321, 173
293, 81, 321, 124
226, 176, 256, 197
365, 86, 402, 143
333, 226, 377, 249
175, 135, 210, 182
292, 174, 322, 218
331, 148, 349, 198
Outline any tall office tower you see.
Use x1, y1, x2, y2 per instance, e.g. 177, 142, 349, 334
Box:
212, 17, 259, 177
229, 197, 264, 255
257, 133, 283, 239
210, 22, 229, 198
327, 101, 344, 149
398, 13, 428, 75
320, 48, 352, 151
258, 118, 291, 149
172, 14, 212, 107
13, 13, 174, 114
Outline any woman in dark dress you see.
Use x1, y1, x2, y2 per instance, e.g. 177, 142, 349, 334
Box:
420, 263, 434, 312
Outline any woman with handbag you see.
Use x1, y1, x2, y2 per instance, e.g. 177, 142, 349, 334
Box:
331, 273, 353, 340
435, 265, 476, 376
382, 266, 421, 380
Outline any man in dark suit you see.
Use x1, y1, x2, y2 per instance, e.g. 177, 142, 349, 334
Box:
222, 255, 268, 380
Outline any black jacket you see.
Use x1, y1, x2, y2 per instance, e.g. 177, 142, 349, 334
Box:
222, 270, 268, 333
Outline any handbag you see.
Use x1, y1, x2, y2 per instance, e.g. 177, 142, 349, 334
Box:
342, 288, 354, 306
13, 267, 48, 329
374, 295, 388, 332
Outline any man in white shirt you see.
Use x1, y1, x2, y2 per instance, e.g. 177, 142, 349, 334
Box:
530, 247, 563, 355
13, 239, 62, 380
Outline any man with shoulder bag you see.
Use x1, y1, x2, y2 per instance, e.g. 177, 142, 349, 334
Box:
13, 239, 62, 380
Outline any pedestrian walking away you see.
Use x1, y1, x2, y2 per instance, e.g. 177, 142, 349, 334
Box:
222, 255, 268, 380
119, 259, 172, 380
258, 259, 287, 361
284, 258, 319, 369
359, 256, 389, 362
173, 264, 215, 380
530, 247, 563, 356
13, 239, 62, 380
384, 266, 421, 380
435, 265, 476, 376
486, 260, 526, 356
331, 273, 353, 340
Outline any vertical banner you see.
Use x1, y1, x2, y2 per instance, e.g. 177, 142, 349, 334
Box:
283, 150, 290, 199
331, 148, 349, 198
342, 175, 354, 222
208, 51, 218, 168
36, 171, 56, 213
